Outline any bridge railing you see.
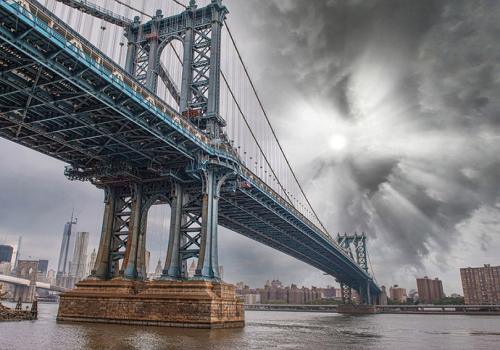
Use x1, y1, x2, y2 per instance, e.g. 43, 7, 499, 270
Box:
238, 164, 342, 246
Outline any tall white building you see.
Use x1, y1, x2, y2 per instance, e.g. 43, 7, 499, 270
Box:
87, 248, 96, 276
152, 259, 162, 279
145, 250, 151, 277
56, 214, 77, 287
188, 260, 196, 278
64, 231, 89, 288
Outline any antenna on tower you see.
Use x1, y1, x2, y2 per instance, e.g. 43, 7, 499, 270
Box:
70, 208, 78, 225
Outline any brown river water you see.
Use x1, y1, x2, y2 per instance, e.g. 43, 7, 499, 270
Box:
1, 303, 499, 349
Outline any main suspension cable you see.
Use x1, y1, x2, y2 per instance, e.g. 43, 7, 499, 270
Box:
113, 0, 152, 18
224, 21, 329, 234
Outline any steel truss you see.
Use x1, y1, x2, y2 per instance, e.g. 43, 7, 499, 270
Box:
341, 283, 352, 304
337, 233, 368, 273
124, 0, 227, 138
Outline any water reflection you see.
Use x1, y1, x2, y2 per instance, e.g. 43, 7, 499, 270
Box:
1, 303, 499, 350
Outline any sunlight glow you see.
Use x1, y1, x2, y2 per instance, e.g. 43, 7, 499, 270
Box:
329, 134, 347, 151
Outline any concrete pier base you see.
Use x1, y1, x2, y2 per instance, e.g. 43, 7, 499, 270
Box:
336, 304, 380, 314
57, 279, 244, 328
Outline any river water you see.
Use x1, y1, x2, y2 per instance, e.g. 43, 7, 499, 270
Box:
1, 303, 499, 349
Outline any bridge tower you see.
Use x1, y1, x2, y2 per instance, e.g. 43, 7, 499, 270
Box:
89, 0, 230, 283
13, 260, 39, 303
336, 233, 374, 305
52, 0, 243, 328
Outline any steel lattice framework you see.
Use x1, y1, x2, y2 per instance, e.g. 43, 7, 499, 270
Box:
0, 0, 380, 303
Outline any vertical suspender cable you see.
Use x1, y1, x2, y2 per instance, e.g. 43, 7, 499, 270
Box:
224, 21, 328, 235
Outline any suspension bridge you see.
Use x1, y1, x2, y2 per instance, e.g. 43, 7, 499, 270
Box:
0, 0, 381, 326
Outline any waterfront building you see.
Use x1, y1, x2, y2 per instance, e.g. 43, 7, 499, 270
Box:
0, 262, 11, 275
46, 269, 56, 285
37, 259, 49, 278
322, 285, 337, 299
68, 232, 89, 286
257, 280, 323, 304
0, 245, 13, 263
151, 259, 162, 279
287, 284, 304, 304
389, 285, 407, 303
379, 286, 388, 305
244, 293, 260, 304
460, 264, 500, 305
187, 260, 196, 278
145, 250, 150, 277
87, 249, 96, 276
416, 276, 445, 304
407, 289, 419, 303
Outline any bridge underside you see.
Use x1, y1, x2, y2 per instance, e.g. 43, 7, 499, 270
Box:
0, 0, 380, 324
0, 9, 195, 183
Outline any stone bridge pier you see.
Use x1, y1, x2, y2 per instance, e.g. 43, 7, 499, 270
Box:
57, 168, 244, 328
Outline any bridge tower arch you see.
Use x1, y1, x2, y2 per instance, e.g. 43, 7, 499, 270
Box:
124, 0, 228, 139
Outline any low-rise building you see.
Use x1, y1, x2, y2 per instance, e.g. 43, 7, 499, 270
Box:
389, 285, 407, 303
417, 276, 445, 304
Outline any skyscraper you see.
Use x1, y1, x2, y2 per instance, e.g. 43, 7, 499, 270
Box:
37, 259, 49, 278
47, 269, 56, 285
87, 248, 97, 276
416, 276, 445, 304
461, 264, 500, 305
56, 213, 77, 286
153, 259, 162, 279
69, 231, 89, 284
188, 260, 196, 278
13, 236, 22, 269
145, 250, 150, 276
0, 245, 13, 263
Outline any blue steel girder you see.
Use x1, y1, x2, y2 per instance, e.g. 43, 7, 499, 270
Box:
219, 190, 356, 280
0, 20, 207, 181
0, 1, 225, 167
218, 196, 345, 276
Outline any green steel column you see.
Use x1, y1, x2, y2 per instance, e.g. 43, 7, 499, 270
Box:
162, 183, 184, 279
179, 5, 194, 113
195, 169, 216, 279
92, 186, 116, 280
123, 184, 143, 279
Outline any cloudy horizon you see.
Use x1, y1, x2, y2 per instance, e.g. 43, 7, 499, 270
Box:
1, 0, 500, 295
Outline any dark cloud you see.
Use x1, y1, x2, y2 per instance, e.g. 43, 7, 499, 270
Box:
228, 0, 500, 288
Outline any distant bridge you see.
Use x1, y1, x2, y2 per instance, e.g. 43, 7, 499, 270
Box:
0, 274, 67, 293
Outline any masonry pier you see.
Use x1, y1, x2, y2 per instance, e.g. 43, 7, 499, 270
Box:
58, 280, 243, 328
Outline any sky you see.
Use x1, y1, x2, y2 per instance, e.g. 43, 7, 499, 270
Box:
1, 0, 500, 294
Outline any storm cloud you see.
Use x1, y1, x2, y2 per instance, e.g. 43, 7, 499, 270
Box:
224, 0, 500, 289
